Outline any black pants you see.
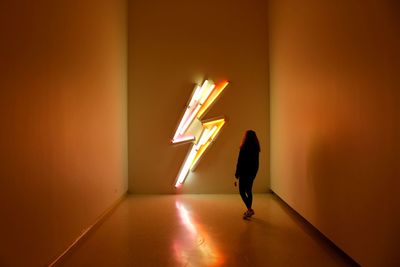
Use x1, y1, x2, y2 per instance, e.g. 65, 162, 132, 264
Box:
239, 177, 254, 209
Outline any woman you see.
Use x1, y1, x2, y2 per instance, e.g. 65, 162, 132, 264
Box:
235, 130, 260, 219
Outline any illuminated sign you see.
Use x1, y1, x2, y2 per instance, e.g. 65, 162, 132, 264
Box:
172, 80, 229, 188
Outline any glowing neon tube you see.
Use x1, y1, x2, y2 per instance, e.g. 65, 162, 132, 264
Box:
172, 79, 229, 187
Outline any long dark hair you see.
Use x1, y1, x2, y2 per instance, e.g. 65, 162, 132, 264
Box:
240, 130, 260, 152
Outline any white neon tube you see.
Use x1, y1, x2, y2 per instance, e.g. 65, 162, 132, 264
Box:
174, 109, 192, 140
175, 146, 198, 187
197, 128, 210, 146
197, 80, 210, 103
197, 80, 209, 100
199, 84, 215, 105
204, 126, 217, 142
188, 85, 201, 108
179, 104, 201, 135
172, 135, 195, 144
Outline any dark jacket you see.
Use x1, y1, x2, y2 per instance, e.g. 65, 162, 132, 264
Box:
235, 146, 259, 180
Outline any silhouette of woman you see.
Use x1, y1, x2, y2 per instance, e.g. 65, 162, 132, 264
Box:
235, 130, 260, 219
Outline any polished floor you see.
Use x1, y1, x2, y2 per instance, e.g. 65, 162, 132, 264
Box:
57, 194, 356, 267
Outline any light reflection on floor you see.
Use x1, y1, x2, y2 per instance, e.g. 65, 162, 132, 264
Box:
174, 201, 224, 266
57, 194, 356, 267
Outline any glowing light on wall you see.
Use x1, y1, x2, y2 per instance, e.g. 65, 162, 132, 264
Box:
172, 80, 229, 188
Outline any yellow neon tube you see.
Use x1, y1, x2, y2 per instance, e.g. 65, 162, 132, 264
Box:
197, 81, 229, 119
191, 120, 225, 170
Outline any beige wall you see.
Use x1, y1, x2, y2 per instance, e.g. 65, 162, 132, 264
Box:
269, 0, 400, 266
128, 0, 269, 193
0, 0, 128, 266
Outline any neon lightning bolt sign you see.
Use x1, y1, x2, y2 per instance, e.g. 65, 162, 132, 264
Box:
172, 80, 229, 188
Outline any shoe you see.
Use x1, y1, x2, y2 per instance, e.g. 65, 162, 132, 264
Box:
248, 209, 255, 217
243, 209, 255, 219
243, 211, 250, 219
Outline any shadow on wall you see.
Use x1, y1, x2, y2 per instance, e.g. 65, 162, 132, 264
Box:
306, 129, 399, 265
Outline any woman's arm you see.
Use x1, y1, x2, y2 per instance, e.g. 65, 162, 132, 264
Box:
235, 149, 244, 179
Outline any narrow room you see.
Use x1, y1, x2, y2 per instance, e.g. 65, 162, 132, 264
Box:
0, 0, 398, 266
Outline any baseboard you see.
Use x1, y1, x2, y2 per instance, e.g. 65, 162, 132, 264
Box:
270, 190, 360, 267
48, 192, 128, 267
